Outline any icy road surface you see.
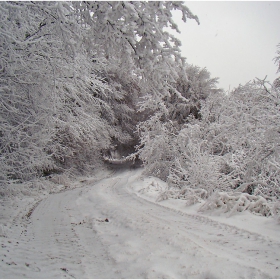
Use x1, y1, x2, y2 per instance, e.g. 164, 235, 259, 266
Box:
1, 169, 280, 278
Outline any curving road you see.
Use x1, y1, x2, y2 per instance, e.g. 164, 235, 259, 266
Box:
1, 169, 280, 278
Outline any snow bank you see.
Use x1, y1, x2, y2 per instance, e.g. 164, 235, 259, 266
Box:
131, 174, 280, 242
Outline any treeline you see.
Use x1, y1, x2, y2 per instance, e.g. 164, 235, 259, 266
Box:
0, 1, 199, 182
1, 2, 280, 214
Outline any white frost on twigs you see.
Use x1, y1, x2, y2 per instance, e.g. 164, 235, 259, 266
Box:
198, 191, 272, 218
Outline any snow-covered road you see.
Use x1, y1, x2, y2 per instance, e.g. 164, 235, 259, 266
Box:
1, 169, 280, 278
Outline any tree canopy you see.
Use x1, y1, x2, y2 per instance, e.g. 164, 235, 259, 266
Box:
0, 1, 199, 182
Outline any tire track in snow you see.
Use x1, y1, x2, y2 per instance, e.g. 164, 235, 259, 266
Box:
103, 170, 280, 278
0, 191, 86, 278
29, 190, 89, 278
129, 190, 280, 267
0, 171, 116, 279
1, 169, 279, 278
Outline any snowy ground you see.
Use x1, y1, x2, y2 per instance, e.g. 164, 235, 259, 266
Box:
0, 168, 280, 278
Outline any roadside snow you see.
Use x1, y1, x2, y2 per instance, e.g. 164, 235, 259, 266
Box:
131, 175, 280, 243
1, 168, 280, 278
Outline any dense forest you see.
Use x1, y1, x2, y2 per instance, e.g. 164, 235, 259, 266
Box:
1, 1, 280, 218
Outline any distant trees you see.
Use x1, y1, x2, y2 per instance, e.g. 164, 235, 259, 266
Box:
169, 79, 280, 198
135, 42, 280, 218
137, 43, 280, 209
166, 64, 222, 124
149, 77, 280, 218
273, 43, 280, 89
274, 43, 280, 74
136, 65, 221, 180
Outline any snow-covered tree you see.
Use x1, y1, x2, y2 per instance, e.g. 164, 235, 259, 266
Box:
159, 79, 280, 217
165, 64, 221, 125
95, 64, 142, 158
136, 64, 221, 180
72, 1, 199, 110
185, 79, 280, 199
273, 43, 280, 89
274, 43, 280, 74
0, 1, 63, 181
135, 115, 178, 180
0, 2, 118, 180
1, 1, 199, 183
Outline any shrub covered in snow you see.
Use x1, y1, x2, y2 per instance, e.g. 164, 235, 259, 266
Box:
139, 76, 280, 218
198, 192, 272, 217
168, 125, 230, 196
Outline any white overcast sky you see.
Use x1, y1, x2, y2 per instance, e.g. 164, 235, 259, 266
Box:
173, 1, 280, 91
